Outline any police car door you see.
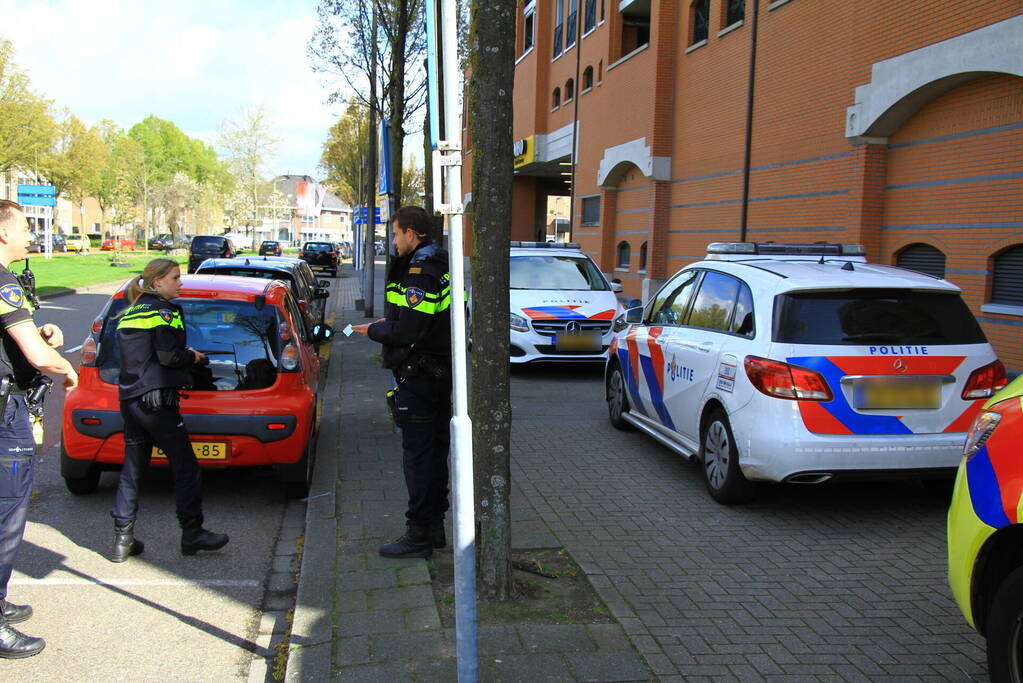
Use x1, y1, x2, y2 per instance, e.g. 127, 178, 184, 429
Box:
663, 271, 745, 443
621, 270, 699, 430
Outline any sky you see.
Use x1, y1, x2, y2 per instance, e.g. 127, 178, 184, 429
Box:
0, 0, 364, 178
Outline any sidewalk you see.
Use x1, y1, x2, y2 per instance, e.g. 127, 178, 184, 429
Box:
287, 263, 652, 682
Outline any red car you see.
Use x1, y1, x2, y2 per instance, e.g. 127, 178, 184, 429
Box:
101, 237, 137, 250
60, 275, 332, 497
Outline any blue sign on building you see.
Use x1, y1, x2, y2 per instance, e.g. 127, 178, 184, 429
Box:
17, 185, 57, 207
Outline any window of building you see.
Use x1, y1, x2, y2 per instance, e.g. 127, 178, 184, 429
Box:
896, 243, 946, 279
638, 241, 647, 272
723, 0, 745, 27
522, 1, 536, 54
619, 0, 651, 56
598, 59, 603, 83
690, 0, 710, 45
616, 241, 631, 269
582, 65, 594, 90
566, 0, 578, 48
552, 87, 561, 109
581, 196, 600, 225
553, 0, 564, 58
565, 78, 575, 102
992, 245, 1023, 306
584, 0, 596, 33
600, 0, 605, 23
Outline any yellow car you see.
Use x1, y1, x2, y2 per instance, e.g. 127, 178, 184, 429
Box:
65, 234, 90, 253
948, 372, 1022, 681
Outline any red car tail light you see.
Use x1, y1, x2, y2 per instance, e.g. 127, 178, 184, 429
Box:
267, 423, 288, 430
90, 316, 103, 334
744, 355, 833, 401
80, 336, 98, 366
280, 343, 300, 371
81, 417, 101, 425
962, 360, 1008, 400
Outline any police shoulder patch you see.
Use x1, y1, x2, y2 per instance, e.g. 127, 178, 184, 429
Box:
406, 287, 425, 307
0, 283, 24, 308
159, 309, 174, 323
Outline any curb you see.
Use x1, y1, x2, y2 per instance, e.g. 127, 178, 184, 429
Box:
40, 278, 130, 301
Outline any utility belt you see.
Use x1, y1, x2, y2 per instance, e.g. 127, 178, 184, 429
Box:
397, 353, 451, 381
138, 387, 180, 414
0, 374, 51, 412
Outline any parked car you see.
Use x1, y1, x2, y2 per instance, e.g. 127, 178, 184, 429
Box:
506, 241, 624, 364
148, 233, 183, 250
28, 233, 67, 253
339, 241, 353, 260
196, 256, 330, 330
188, 235, 236, 273
101, 236, 137, 251
299, 241, 339, 277
61, 274, 333, 497
259, 240, 283, 256
65, 234, 91, 253
948, 373, 1023, 680
606, 241, 1006, 504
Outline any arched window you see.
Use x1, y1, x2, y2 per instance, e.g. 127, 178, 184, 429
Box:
565, 78, 575, 101
896, 243, 946, 279
583, 66, 594, 90
639, 241, 648, 272
617, 241, 631, 269
690, 0, 709, 45
552, 87, 561, 109
992, 245, 1023, 306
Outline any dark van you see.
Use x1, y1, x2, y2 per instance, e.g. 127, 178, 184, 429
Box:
188, 235, 236, 273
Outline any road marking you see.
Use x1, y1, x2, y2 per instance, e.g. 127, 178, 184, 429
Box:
65, 344, 82, 354
10, 578, 260, 587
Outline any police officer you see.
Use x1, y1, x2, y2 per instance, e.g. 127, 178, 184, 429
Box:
109, 257, 228, 562
0, 200, 78, 659
354, 206, 452, 558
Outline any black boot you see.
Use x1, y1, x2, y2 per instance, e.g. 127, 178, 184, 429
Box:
180, 518, 229, 556
429, 519, 446, 549
0, 616, 44, 659
379, 523, 432, 558
110, 522, 145, 563
0, 600, 32, 624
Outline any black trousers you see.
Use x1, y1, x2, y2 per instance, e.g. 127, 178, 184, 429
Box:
0, 396, 34, 602
112, 397, 203, 527
396, 373, 451, 527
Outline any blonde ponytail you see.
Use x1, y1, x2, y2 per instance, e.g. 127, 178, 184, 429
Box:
123, 257, 180, 309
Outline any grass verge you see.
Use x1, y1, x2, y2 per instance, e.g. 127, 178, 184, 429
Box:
18, 251, 187, 296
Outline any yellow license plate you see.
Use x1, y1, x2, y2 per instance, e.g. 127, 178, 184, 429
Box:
855, 380, 940, 410
152, 442, 228, 461
555, 331, 601, 352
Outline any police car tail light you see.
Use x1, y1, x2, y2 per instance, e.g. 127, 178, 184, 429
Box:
964, 411, 1001, 460
280, 344, 300, 371
79, 336, 98, 365
961, 360, 1007, 400
744, 356, 833, 402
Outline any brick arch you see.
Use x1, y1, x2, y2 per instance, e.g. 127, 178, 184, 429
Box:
885, 235, 955, 265
596, 138, 670, 189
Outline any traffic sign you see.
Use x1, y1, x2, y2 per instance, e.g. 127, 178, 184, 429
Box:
353, 206, 382, 225
17, 184, 56, 207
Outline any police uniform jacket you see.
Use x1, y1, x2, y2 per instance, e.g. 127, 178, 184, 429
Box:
0, 266, 40, 390
117, 293, 196, 400
368, 240, 452, 371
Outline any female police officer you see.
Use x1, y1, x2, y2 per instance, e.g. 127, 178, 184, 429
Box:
109, 258, 228, 562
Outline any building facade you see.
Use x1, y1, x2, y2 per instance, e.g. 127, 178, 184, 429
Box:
460, 0, 1023, 371
255, 175, 352, 248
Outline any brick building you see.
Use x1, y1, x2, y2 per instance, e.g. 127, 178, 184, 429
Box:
460, 1, 1023, 371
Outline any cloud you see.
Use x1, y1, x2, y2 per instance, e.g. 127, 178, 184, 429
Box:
0, 0, 349, 176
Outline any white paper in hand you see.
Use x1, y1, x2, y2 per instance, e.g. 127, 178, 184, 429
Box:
342, 324, 354, 337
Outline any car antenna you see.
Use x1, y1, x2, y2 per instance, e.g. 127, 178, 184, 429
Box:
841, 261, 855, 271
818, 255, 826, 264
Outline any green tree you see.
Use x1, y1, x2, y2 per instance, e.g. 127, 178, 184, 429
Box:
218, 106, 280, 233
320, 98, 369, 207
38, 113, 107, 233
0, 39, 56, 176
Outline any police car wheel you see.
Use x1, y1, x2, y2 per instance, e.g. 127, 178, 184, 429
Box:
607, 364, 634, 431
986, 565, 1023, 683
701, 410, 754, 505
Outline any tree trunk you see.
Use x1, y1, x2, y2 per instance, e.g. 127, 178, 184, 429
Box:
468, 0, 516, 602
388, 0, 411, 205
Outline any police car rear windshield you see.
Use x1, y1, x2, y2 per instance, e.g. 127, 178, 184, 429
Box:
773, 289, 987, 346
510, 255, 609, 291
98, 298, 283, 391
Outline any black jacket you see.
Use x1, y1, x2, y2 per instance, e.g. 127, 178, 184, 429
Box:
116, 293, 198, 400
368, 240, 452, 370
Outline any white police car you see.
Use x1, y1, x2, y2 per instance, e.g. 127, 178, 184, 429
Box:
509, 242, 624, 363
606, 242, 1006, 504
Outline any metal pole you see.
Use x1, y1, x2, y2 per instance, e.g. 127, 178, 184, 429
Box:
438, 0, 477, 680
739, 0, 760, 242
364, 3, 379, 319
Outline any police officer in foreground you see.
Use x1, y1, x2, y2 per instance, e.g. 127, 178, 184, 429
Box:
0, 200, 78, 658
354, 206, 452, 559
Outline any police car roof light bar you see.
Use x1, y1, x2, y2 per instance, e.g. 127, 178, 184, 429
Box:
706, 242, 866, 257
510, 241, 581, 249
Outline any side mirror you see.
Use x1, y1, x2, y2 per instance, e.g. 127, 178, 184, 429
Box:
609, 281, 623, 293
314, 287, 329, 299
627, 298, 642, 309
318, 279, 331, 287
625, 306, 644, 324
310, 324, 334, 344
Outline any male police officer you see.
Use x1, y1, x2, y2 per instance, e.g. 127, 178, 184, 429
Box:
354, 206, 452, 558
0, 200, 78, 658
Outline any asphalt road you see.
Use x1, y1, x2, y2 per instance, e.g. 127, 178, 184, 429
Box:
7, 278, 330, 681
